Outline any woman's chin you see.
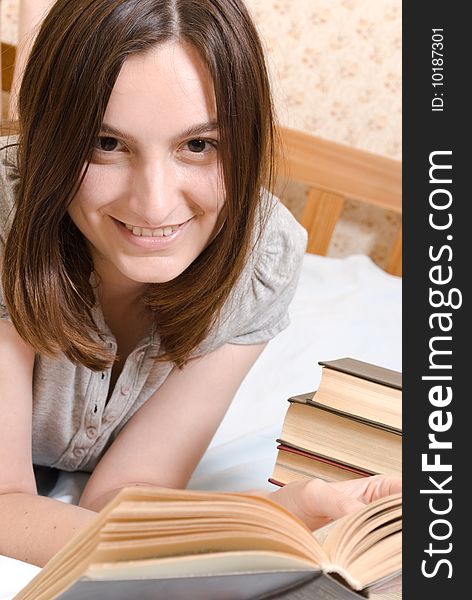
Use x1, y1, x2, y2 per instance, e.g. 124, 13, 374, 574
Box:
116, 258, 190, 285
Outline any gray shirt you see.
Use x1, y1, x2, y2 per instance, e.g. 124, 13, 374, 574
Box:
0, 137, 307, 472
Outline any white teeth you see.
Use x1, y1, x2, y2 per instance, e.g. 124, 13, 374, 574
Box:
123, 222, 180, 237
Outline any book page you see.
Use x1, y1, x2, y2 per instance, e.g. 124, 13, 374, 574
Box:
320, 494, 402, 589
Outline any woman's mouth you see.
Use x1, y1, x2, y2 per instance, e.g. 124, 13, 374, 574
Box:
123, 222, 181, 238
113, 217, 193, 248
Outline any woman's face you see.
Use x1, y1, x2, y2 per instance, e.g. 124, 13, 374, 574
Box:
68, 41, 224, 289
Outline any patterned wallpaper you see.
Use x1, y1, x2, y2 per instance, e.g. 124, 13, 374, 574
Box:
1, 0, 18, 45
1, 0, 402, 268
245, 0, 401, 160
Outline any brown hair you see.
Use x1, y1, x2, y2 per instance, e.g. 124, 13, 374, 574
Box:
1, 0, 277, 370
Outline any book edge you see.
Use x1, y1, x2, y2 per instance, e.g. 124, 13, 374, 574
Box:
275, 444, 372, 476
287, 396, 402, 434
319, 358, 402, 390
275, 440, 377, 475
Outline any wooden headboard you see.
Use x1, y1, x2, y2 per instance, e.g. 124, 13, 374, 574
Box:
2, 41, 401, 275
276, 127, 402, 276
1, 42, 16, 95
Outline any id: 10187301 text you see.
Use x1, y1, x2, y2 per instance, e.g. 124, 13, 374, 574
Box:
431, 28, 444, 112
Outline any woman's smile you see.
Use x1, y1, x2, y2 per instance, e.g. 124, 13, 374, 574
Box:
112, 215, 195, 249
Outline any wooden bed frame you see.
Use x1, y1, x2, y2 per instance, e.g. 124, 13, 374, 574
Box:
277, 128, 402, 276
2, 41, 401, 276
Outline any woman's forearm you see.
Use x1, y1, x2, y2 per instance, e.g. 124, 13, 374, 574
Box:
0, 492, 97, 567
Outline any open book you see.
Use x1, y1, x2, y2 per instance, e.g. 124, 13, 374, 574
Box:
14, 486, 402, 600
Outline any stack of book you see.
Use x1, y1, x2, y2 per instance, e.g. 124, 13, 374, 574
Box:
270, 357, 402, 487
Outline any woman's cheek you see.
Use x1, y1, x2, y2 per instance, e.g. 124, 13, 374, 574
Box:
79, 166, 129, 209
183, 166, 223, 213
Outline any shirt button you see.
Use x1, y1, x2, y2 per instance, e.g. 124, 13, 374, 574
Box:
121, 384, 131, 395
103, 414, 115, 423
86, 426, 97, 439
73, 448, 85, 458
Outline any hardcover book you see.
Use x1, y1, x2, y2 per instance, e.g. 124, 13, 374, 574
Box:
277, 394, 401, 476
315, 358, 402, 432
269, 443, 370, 487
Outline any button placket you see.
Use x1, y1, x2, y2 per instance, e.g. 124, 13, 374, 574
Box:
88, 366, 111, 423
86, 426, 97, 439
73, 447, 85, 458
83, 338, 151, 469
104, 343, 143, 415
74, 365, 111, 467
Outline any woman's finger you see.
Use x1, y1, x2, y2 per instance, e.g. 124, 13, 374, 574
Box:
270, 479, 365, 531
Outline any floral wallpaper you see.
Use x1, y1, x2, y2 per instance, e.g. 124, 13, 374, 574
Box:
1, 0, 401, 268
245, 0, 401, 160
1, 0, 17, 46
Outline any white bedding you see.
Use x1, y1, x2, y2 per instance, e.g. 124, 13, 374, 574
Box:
0, 253, 402, 598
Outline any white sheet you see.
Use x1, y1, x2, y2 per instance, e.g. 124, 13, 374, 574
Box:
0, 253, 402, 598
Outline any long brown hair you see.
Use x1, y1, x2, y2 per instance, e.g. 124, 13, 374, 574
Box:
1, 0, 277, 370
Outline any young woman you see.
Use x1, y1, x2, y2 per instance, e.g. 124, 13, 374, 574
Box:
0, 0, 400, 567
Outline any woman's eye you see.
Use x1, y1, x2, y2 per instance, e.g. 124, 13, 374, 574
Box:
94, 136, 122, 152
187, 139, 215, 153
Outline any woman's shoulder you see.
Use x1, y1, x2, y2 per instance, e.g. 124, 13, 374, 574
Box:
243, 190, 307, 316
200, 192, 307, 353
254, 191, 308, 274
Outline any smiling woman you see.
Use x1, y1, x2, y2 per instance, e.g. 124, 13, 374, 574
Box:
0, 0, 400, 571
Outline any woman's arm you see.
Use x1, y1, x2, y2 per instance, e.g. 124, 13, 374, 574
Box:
79, 342, 267, 510
0, 320, 97, 567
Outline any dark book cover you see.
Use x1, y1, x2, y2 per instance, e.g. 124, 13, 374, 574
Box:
287, 393, 402, 434
319, 358, 402, 390
54, 570, 366, 600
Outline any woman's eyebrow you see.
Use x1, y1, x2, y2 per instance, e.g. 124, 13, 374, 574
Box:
178, 120, 219, 139
99, 121, 219, 145
100, 123, 138, 145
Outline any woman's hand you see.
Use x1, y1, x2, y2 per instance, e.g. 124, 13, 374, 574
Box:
268, 475, 402, 531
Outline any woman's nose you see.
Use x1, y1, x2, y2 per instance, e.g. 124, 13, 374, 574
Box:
129, 159, 181, 226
